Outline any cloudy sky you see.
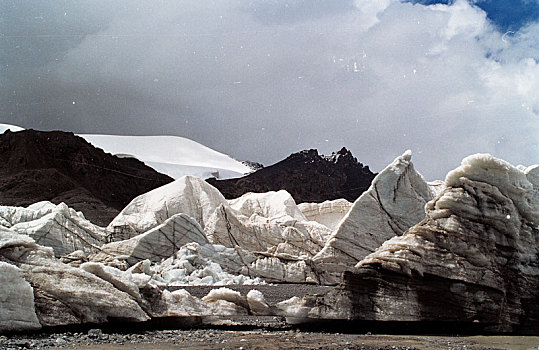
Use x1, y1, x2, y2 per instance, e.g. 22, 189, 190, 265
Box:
1, 0, 538, 180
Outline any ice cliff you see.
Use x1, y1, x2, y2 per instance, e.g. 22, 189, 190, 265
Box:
299, 154, 539, 333
312, 150, 434, 284
1, 151, 537, 334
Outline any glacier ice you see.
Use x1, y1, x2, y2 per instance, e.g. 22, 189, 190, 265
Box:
95, 213, 208, 267
1, 202, 106, 257
312, 150, 433, 284
292, 153, 539, 333
297, 198, 352, 230
0, 262, 41, 332
107, 176, 228, 236
1, 150, 537, 333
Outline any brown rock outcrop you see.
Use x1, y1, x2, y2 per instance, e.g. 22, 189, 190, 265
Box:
0, 129, 173, 225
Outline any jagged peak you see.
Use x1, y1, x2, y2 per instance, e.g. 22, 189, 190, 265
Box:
324, 147, 357, 164
286, 147, 363, 166
297, 149, 320, 158
207, 146, 376, 203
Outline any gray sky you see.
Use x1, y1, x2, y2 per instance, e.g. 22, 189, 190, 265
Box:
1, 0, 538, 180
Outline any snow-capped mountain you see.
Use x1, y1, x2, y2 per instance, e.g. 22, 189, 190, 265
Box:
0, 124, 250, 180
0, 123, 23, 132
81, 134, 250, 180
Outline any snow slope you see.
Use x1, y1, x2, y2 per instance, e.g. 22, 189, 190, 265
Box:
81, 134, 250, 180
0, 123, 24, 132
0, 124, 250, 179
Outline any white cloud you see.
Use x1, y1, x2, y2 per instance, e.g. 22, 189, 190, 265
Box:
354, 0, 391, 30
11, 0, 539, 179
438, 0, 488, 39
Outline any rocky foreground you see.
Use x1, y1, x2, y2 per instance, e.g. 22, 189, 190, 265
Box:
2, 326, 539, 350
0, 145, 537, 337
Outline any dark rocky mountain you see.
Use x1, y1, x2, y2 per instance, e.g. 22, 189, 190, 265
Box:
0, 129, 173, 226
207, 147, 376, 203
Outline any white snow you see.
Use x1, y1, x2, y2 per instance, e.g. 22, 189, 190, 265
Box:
0, 124, 250, 180
0, 123, 24, 133
81, 134, 251, 179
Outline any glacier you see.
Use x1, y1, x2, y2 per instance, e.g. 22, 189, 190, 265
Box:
288, 153, 539, 333
0, 150, 537, 334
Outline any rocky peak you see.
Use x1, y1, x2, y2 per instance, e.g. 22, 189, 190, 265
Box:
282, 147, 368, 171
207, 147, 376, 203
283, 149, 320, 164
325, 147, 357, 165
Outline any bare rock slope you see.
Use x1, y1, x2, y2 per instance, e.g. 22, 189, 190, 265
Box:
0, 129, 173, 225
207, 147, 376, 203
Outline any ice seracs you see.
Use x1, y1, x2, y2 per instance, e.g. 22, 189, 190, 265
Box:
229, 190, 307, 221
297, 199, 352, 231
299, 153, 539, 333
0, 226, 37, 250
92, 179, 330, 286
107, 176, 228, 237
1, 202, 106, 257
312, 150, 433, 284
0, 234, 149, 329
2, 147, 537, 334
204, 201, 331, 257
106, 179, 332, 276
444, 154, 538, 226
0, 201, 58, 227
148, 243, 264, 286
96, 213, 208, 268
0, 262, 41, 332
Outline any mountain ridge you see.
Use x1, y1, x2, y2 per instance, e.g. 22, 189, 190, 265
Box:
0, 129, 173, 225
207, 147, 376, 203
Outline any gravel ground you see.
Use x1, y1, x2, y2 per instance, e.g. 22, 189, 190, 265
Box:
2, 324, 539, 350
